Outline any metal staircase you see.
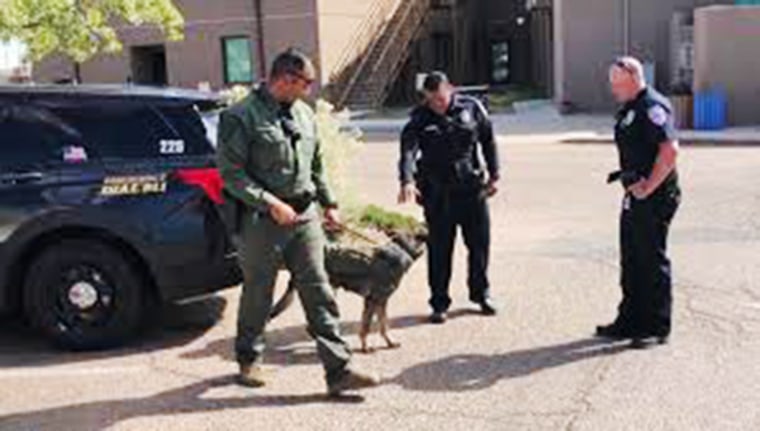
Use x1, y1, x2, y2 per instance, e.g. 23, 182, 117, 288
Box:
328, 0, 431, 110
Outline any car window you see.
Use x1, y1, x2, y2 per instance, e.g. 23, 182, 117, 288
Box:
51, 102, 214, 160
155, 105, 216, 155
0, 105, 84, 170
200, 110, 220, 148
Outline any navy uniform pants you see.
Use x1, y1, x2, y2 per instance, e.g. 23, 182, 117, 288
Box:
421, 186, 491, 313
617, 190, 680, 336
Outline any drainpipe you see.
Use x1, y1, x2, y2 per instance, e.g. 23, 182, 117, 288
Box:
254, 0, 267, 79
623, 0, 631, 54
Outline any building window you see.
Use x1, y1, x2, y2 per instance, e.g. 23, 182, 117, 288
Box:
491, 41, 510, 84
222, 36, 254, 84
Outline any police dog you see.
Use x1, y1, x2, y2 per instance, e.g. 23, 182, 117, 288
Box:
270, 231, 426, 353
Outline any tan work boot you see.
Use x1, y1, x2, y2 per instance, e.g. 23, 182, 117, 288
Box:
238, 363, 267, 388
327, 367, 381, 397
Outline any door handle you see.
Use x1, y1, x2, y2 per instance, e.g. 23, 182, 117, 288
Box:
0, 172, 45, 185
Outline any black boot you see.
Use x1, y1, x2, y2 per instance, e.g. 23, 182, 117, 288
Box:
477, 298, 499, 316
595, 322, 636, 340
429, 311, 448, 324
629, 332, 669, 349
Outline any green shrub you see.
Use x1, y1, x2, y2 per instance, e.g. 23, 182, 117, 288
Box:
314, 99, 364, 210
356, 204, 424, 234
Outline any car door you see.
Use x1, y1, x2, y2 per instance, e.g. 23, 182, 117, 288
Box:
0, 105, 69, 246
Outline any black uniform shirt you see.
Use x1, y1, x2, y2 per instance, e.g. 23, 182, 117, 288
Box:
399, 94, 500, 185
614, 86, 678, 191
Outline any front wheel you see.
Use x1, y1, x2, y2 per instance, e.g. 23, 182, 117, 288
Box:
23, 239, 147, 350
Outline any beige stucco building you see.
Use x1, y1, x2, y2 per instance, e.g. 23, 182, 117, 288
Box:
694, 6, 760, 126
552, 0, 733, 112
35, 0, 320, 89
32, 1, 760, 125
34, 0, 539, 106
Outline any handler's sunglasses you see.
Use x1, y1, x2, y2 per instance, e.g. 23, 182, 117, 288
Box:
613, 59, 637, 75
288, 71, 315, 86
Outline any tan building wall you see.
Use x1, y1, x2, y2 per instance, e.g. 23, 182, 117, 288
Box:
315, 0, 381, 85
553, 0, 623, 110
259, 0, 319, 80
553, 0, 731, 112
694, 6, 760, 126
33, 0, 319, 90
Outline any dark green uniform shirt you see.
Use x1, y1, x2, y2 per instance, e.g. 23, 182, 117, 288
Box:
216, 86, 336, 213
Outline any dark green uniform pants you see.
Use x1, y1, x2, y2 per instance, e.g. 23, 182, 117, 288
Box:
235, 205, 351, 384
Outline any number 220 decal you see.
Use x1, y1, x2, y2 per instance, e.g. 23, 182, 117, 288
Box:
159, 139, 185, 155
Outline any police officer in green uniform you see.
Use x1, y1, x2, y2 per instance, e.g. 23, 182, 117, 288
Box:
597, 57, 681, 349
217, 48, 378, 395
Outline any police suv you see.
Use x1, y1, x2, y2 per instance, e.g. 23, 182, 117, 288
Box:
0, 85, 241, 350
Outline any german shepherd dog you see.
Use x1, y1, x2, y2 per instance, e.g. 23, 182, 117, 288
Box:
270, 231, 427, 353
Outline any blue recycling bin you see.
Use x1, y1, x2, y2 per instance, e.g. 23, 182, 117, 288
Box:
693, 88, 727, 130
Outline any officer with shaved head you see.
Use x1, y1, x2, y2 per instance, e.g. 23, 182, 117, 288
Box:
597, 56, 682, 349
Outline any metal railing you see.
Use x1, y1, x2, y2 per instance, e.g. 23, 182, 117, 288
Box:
327, 0, 399, 104
358, 0, 430, 107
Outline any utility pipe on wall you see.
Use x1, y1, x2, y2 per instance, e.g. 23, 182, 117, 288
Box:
254, 0, 267, 79
623, 0, 631, 54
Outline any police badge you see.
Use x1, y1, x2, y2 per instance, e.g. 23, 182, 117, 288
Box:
622, 110, 636, 127
459, 109, 473, 124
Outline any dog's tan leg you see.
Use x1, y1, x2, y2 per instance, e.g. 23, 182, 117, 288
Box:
379, 301, 400, 349
359, 298, 374, 353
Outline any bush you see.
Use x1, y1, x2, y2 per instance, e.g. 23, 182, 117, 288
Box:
219, 85, 251, 105
356, 204, 424, 234
314, 99, 364, 210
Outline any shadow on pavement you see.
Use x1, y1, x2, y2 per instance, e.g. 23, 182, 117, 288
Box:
0, 295, 228, 368
392, 338, 630, 392
0, 374, 364, 431
180, 309, 479, 365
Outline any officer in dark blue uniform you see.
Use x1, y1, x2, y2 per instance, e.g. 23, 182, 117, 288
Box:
398, 72, 501, 324
597, 57, 681, 348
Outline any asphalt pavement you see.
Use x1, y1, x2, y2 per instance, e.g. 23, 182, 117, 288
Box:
1, 128, 760, 430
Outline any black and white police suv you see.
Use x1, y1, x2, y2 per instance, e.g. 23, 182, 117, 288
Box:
0, 85, 241, 350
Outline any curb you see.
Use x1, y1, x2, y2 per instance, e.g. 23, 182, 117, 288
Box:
561, 137, 760, 147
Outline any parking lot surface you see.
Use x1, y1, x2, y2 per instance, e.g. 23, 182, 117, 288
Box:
2, 130, 760, 430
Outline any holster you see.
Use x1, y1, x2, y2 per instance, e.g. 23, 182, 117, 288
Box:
417, 160, 487, 206
607, 170, 643, 187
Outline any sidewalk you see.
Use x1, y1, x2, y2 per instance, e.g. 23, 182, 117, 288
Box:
350, 102, 760, 146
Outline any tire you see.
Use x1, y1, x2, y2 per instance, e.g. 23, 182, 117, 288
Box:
22, 239, 146, 350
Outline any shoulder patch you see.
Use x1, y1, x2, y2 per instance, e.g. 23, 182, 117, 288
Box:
647, 105, 668, 127
464, 95, 489, 118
